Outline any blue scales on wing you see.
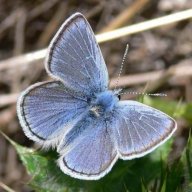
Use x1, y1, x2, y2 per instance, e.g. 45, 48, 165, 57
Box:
17, 81, 88, 147
17, 13, 109, 149
46, 13, 109, 97
111, 101, 176, 159
58, 114, 118, 180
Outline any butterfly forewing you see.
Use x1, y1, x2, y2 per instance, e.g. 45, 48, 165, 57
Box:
46, 13, 108, 97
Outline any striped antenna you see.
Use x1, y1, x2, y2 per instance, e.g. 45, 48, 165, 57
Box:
119, 91, 167, 97
114, 44, 129, 90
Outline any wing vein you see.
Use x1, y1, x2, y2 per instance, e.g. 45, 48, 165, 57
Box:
142, 120, 161, 136
54, 45, 77, 61
75, 22, 93, 60
123, 116, 134, 152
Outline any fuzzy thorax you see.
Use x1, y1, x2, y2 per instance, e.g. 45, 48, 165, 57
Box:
90, 91, 119, 116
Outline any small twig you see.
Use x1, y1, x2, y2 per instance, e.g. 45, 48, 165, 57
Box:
0, 10, 18, 38
12, 9, 27, 93
0, 93, 19, 108
145, 59, 192, 92
28, 0, 60, 21
14, 8, 26, 56
97, 8, 192, 43
110, 59, 192, 89
37, 2, 68, 48
0, 106, 16, 129
0, 9, 191, 71
1, 59, 192, 107
100, 0, 150, 32
0, 181, 16, 192
110, 70, 164, 89
86, 2, 105, 19
0, 49, 46, 71
145, 70, 173, 92
0, 0, 60, 40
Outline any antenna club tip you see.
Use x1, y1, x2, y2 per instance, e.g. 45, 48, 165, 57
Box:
119, 91, 167, 97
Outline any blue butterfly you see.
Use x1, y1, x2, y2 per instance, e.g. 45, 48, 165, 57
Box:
17, 13, 177, 180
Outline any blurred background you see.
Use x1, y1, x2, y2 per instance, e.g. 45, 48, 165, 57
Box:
0, 0, 192, 191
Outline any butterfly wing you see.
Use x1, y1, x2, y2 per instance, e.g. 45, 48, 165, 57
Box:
58, 100, 176, 179
58, 114, 118, 180
17, 81, 88, 148
46, 13, 108, 97
111, 101, 177, 159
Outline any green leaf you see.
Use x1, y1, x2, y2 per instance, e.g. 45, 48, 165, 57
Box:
5, 96, 191, 191
160, 174, 166, 192
184, 103, 192, 124
181, 132, 192, 192
142, 96, 185, 118
165, 131, 192, 192
142, 96, 192, 126
2, 130, 175, 192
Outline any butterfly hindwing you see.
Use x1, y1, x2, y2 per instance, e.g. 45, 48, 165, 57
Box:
111, 101, 176, 159
58, 113, 118, 180
17, 81, 88, 148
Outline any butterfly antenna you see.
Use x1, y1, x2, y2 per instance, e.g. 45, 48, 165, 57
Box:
119, 91, 167, 97
114, 44, 129, 90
